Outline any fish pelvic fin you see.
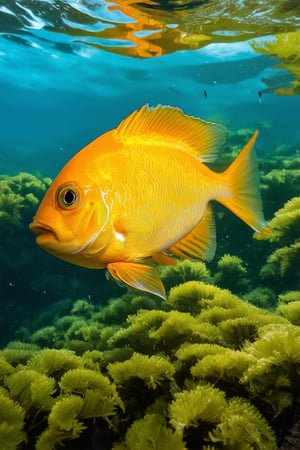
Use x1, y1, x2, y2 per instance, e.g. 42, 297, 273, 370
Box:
220, 131, 268, 233
114, 104, 226, 162
167, 204, 216, 262
148, 252, 178, 266
107, 261, 166, 300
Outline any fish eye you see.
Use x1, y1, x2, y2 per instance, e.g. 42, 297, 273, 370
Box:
57, 184, 80, 209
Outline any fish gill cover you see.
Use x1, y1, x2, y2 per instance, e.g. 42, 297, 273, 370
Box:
0, 1, 300, 449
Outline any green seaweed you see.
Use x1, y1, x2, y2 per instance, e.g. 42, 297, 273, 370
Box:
213, 254, 250, 294
209, 397, 276, 449
0, 279, 297, 448
251, 31, 300, 95
259, 196, 300, 289
0, 389, 26, 450
169, 384, 226, 433
115, 413, 187, 450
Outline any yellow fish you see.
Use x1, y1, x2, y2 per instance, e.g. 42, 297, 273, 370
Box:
30, 105, 267, 299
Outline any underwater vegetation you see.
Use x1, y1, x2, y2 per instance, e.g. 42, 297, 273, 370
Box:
251, 31, 300, 95
0, 130, 299, 448
2, 281, 300, 449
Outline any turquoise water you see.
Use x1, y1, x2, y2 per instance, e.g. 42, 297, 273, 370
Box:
0, 2, 300, 448
1, 1, 300, 175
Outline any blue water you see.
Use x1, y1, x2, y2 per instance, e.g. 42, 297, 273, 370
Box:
1, 1, 300, 176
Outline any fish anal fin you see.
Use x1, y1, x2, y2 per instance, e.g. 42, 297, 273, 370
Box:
167, 204, 216, 262
107, 261, 166, 299
114, 104, 226, 162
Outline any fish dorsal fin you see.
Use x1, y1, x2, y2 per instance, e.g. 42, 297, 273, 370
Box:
107, 261, 166, 299
114, 104, 226, 162
167, 204, 216, 262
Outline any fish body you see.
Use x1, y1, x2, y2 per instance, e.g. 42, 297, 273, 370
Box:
30, 105, 267, 299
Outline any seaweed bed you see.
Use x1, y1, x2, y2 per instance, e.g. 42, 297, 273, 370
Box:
0, 130, 299, 449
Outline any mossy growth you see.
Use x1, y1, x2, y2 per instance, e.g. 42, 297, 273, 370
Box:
169, 384, 226, 433
0, 389, 26, 450
245, 287, 278, 310
108, 353, 175, 390
0, 172, 51, 234
277, 301, 300, 325
160, 259, 211, 292
278, 291, 300, 304
5, 369, 56, 411
114, 413, 187, 450
209, 397, 276, 449
260, 171, 300, 217
267, 197, 300, 246
0, 347, 125, 449
1, 278, 300, 448
191, 349, 255, 391
241, 323, 300, 415
213, 254, 250, 294
259, 197, 300, 289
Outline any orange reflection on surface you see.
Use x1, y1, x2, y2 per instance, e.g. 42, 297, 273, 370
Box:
105, 0, 211, 58
109, 0, 173, 58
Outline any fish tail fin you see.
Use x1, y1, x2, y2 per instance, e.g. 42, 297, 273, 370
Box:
219, 131, 268, 233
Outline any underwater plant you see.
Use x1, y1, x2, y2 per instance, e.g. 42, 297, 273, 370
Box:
160, 259, 211, 292
1, 278, 299, 448
251, 31, 300, 95
277, 301, 300, 326
0, 172, 51, 234
209, 397, 276, 449
213, 254, 251, 294
259, 197, 300, 291
260, 169, 300, 218
0, 389, 26, 450
244, 287, 277, 310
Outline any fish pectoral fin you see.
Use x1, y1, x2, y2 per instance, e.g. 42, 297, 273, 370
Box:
167, 204, 216, 262
107, 262, 166, 300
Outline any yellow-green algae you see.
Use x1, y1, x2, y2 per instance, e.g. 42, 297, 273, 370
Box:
258, 196, 300, 284
251, 32, 300, 95
2, 280, 299, 449
0, 173, 51, 234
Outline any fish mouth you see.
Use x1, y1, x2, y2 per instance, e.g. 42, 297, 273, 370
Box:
29, 220, 58, 242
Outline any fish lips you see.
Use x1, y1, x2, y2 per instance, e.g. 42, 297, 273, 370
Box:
29, 220, 59, 244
